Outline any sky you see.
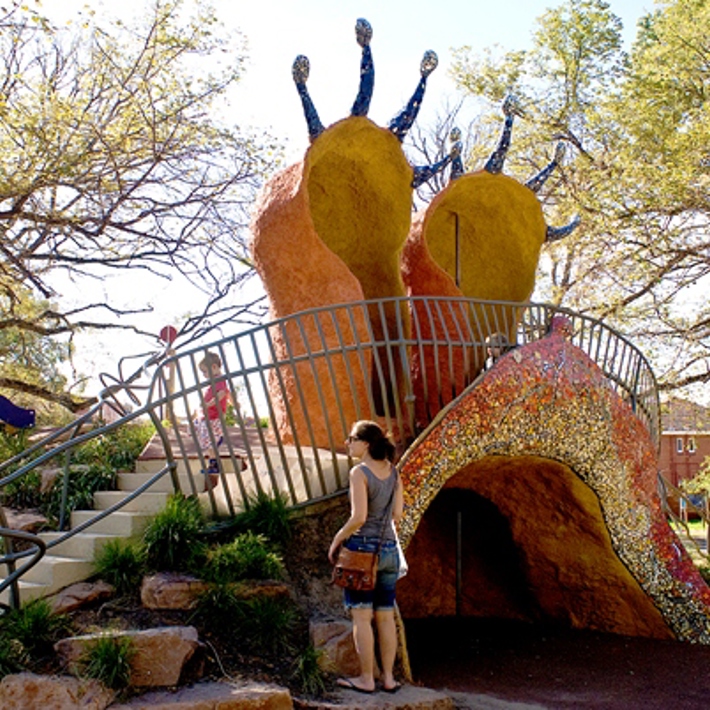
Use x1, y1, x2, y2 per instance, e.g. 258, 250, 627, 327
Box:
43, 0, 657, 393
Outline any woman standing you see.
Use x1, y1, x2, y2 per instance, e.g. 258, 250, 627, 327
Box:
328, 420, 404, 694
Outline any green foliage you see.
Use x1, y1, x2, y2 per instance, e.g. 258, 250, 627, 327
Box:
203, 532, 283, 584
0, 635, 25, 680
681, 457, 710, 496
80, 635, 135, 690
1, 599, 69, 660
291, 644, 327, 697
2, 470, 43, 509
94, 539, 147, 597
143, 494, 207, 572
233, 491, 292, 547
41, 464, 116, 527
193, 583, 244, 632
72, 422, 154, 472
236, 596, 297, 656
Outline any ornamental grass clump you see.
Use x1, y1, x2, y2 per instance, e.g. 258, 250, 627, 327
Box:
1, 598, 69, 661
93, 538, 147, 597
203, 531, 284, 584
80, 634, 135, 690
143, 494, 207, 572
291, 643, 327, 697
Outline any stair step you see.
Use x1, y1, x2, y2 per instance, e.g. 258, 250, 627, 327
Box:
21, 556, 94, 592
134, 456, 245, 476
94, 490, 169, 513
117, 471, 203, 494
0, 579, 49, 606
39, 532, 116, 560
70, 510, 154, 536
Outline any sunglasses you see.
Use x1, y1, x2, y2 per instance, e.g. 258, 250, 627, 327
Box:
345, 435, 361, 443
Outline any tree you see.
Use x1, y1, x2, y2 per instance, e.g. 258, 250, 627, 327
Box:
449, 0, 710, 398
0, 0, 279, 413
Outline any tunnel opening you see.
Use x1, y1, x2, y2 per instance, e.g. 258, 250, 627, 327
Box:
399, 455, 674, 677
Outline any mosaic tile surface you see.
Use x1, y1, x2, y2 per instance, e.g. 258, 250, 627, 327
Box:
398, 319, 710, 643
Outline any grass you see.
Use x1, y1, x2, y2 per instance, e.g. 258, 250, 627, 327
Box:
291, 644, 327, 697
1, 599, 69, 661
93, 539, 147, 597
203, 532, 284, 584
143, 494, 207, 572
80, 634, 135, 690
229, 491, 292, 547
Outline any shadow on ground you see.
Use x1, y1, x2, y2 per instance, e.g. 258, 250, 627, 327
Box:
406, 617, 710, 710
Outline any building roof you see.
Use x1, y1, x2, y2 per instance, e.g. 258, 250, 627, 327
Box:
661, 397, 710, 433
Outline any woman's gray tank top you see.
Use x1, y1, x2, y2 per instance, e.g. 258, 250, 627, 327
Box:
355, 463, 397, 541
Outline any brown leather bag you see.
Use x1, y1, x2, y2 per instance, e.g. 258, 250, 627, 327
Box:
331, 547, 378, 591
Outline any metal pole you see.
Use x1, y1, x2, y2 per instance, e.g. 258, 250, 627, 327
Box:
456, 508, 462, 617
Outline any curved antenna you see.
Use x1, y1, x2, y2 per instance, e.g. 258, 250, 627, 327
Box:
546, 215, 581, 243
526, 142, 565, 193
449, 127, 465, 181
351, 19, 374, 117
484, 94, 524, 174
292, 55, 325, 142
388, 50, 438, 142
412, 139, 462, 188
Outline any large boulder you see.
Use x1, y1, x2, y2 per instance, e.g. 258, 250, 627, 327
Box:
55, 626, 204, 688
0, 672, 113, 710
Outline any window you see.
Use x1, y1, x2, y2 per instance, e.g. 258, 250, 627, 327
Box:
688, 437, 697, 454
676, 437, 684, 454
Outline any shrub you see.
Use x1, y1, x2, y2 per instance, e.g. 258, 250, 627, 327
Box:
94, 539, 147, 597
72, 421, 154, 472
2, 599, 69, 660
291, 644, 326, 697
193, 583, 243, 633
233, 491, 292, 547
41, 464, 116, 525
2, 471, 43, 510
235, 596, 297, 656
203, 532, 283, 584
143, 494, 206, 572
80, 634, 135, 690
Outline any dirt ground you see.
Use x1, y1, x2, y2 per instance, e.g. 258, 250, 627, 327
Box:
406, 617, 710, 709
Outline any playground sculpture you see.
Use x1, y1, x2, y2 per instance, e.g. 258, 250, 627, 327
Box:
250, 19, 710, 644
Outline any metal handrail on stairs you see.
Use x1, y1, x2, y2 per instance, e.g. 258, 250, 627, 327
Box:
658, 473, 710, 562
1, 296, 660, 607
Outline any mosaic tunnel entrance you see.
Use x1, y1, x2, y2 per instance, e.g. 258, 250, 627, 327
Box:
400, 455, 674, 671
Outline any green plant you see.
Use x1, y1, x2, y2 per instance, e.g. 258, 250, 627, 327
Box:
258, 416, 269, 429
41, 463, 116, 526
291, 644, 326, 697
2, 470, 43, 509
2, 599, 69, 659
94, 539, 147, 597
235, 596, 297, 656
193, 583, 243, 633
72, 421, 154, 472
81, 634, 135, 690
143, 494, 206, 572
203, 531, 283, 584
0, 633, 26, 679
233, 491, 292, 547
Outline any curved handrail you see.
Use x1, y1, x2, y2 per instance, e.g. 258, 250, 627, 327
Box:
0, 295, 660, 608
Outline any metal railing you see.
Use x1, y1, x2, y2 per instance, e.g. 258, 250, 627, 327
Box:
1, 296, 660, 604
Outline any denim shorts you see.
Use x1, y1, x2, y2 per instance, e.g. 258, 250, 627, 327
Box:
342, 535, 399, 612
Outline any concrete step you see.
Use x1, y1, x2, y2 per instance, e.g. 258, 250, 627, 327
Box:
71, 510, 154, 537
39, 531, 116, 560
0, 578, 49, 606
117, 471, 200, 494
94, 490, 169, 514
135, 456, 245, 476
21, 555, 95, 593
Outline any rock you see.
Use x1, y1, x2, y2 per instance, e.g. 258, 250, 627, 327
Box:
295, 683, 454, 709
1, 507, 47, 533
0, 672, 114, 710
234, 580, 291, 601
141, 572, 209, 610
55, 626, 204, 688
109, 680, 293, 709
309, 618, 360, 678
51, 580, 114, 614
